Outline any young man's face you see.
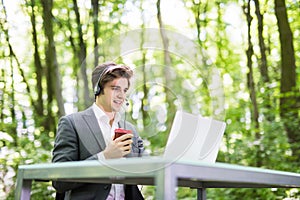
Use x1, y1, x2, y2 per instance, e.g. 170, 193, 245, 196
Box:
97, 77, 129, 112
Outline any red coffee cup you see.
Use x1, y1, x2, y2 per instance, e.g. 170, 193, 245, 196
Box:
113, 128, 132, 140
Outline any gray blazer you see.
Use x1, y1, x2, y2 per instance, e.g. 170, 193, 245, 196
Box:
52, 106, 144, 200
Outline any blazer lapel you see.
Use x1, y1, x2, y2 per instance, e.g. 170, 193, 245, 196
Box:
74, 106, 106, 151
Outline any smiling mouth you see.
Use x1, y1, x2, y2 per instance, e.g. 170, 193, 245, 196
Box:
113, 100, 123, 105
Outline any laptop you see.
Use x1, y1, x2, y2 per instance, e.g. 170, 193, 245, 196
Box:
163, 110, 226, 163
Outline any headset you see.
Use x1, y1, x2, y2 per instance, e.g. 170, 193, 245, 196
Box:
94, 64, 130, 106
94, 64, 119, 96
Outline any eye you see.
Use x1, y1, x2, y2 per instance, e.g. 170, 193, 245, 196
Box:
111, 86, 122, 92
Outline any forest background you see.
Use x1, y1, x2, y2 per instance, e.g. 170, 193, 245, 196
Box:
0, 0, 299, 199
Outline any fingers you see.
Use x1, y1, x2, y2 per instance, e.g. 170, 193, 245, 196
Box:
120, 140, 132, 151
114, 134, 133, 153
116, 137, 133, 155
114, 133, 133, 142
103, 135, 133, 159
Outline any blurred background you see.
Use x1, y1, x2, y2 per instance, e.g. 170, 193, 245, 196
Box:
0, 0, 299, 199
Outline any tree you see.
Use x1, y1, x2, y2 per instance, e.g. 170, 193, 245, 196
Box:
27, 0, 44, 115
91, 0, 99, 68
1, 0, 300, 199
72, 0, 91, 108
156, 0, 176, 134
275, 0, 300, 160
243, 0, 261, 167
41, 0, 65, 128
253, 0, 274, 121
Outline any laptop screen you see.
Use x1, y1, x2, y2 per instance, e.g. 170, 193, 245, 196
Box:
163, 110, 226, 163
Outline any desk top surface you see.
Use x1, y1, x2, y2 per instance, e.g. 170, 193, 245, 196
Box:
18, 157, 299, 175
17, 157, 300, 188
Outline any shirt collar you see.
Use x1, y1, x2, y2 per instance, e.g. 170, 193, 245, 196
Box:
92, 103, 121, 124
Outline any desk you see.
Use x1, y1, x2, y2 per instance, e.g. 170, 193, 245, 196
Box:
15, 157, 300, 200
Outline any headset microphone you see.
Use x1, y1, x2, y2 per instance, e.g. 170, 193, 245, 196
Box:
123, 98, 144, 157
124, 99, 129, 129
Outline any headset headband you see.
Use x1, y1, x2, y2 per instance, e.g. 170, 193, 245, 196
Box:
94, 64, 128, 96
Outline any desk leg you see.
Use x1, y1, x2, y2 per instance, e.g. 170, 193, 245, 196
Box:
155, 168, 177, 200
20, 180, 32, 200
15, 169, 32, 200
197, 188, 206, 200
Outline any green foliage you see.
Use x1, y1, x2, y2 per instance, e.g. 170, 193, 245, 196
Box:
1, 131, 54, 199
0, 0, 299, 199
207, 188, 286, 200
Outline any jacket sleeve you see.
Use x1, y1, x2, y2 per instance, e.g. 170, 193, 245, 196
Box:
52, 115, 85, 193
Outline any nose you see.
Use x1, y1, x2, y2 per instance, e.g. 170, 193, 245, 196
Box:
116, 89, 126, 99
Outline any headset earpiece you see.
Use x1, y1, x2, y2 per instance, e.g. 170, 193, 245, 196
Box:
94, 84, 101, 96
94, 65, 112, 97
94, 64, 129, 97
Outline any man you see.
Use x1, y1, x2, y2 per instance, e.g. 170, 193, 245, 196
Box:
52, 62, 144, 200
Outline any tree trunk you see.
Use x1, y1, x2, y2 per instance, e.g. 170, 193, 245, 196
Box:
156, 0, 175, 136
73, 0, 91, 108
193, 0, 203, 48
139, 19, 149, 129
29, 0, 44, 116
253, 0, 274, 121
41, 0, 65, 131
253, 0, 269, 83
0, 68, 4, 122
243, 0, 261, 167
1, 1, 32, 146
91, 0, 99, 67
275, 0, 299, 159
